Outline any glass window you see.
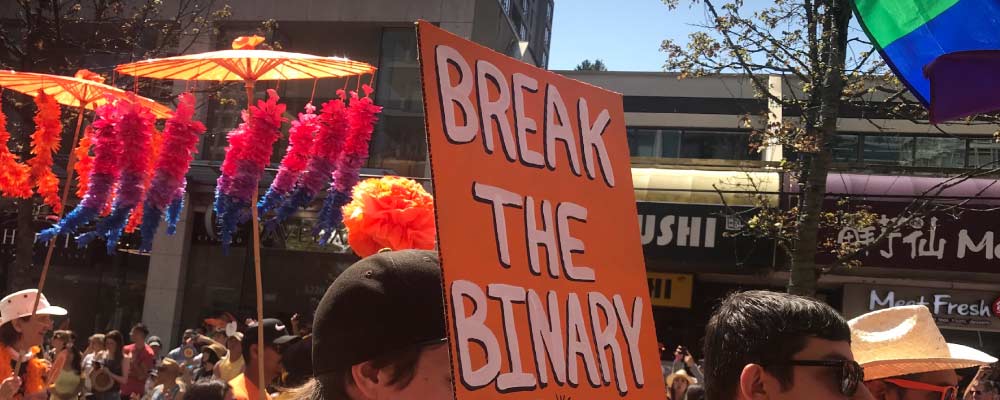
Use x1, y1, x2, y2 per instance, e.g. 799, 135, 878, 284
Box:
913, 137, 965, 168
367, 28, 428, 177
660, 130, 681, 157
862, 135, 914, 166
968, 139, 1000, 168
679, 131, 755, 160
627, 128, 657, 157
830, 134, 859, 162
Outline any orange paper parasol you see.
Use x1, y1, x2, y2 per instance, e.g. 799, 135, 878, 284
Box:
116, 36, 375, 400
0, 69, 173, 119
115, 37, 374, 84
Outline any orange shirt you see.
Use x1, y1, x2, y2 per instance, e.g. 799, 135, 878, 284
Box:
0, 344, 49, 398
228, 373, 271, 400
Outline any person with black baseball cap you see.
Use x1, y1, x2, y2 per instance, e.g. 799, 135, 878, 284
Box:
286, 249, 452, 400
229, 319, 297, 400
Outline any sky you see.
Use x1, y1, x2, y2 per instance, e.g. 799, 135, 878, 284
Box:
548, 0, 710, 72
547, 0, 872, 72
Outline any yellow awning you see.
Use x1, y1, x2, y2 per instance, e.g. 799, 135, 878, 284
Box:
631, 168, 780, 206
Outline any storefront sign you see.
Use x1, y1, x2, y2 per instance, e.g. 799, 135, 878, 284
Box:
843, 284, 1000, 331
646, 272, 692, 308
825, 202, 1000, 272
637, 202, 773, 269
418, 21, 664, 400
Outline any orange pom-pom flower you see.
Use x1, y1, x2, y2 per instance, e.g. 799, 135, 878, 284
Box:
342, 176, 436, 258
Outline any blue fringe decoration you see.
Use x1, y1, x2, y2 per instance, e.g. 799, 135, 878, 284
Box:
37, 206, 99, 244
315, 189, 351, 245
76, 206, 133, 254
138, 200, 163, 252
75, 201, 138, 254
265, 185, 319, 232
257, 186, 287, 218
214, 193, 249, 254
165, 194, 185, 235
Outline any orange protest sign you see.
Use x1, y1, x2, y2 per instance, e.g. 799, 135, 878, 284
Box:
417, 21, 665, 399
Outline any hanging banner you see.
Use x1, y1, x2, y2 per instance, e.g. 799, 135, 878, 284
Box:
417, 21, 665, 400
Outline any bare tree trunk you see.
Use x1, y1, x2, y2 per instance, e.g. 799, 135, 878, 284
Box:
8, 200, 35, 291
788, 0, 852, 297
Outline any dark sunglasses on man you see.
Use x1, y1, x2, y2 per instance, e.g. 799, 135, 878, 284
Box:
884, 378, 958, 400
771, 359, 865, 397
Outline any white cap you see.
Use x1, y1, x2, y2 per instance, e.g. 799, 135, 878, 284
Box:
0, 289, 67, 325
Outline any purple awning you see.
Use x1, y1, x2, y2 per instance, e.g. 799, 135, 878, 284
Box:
786, 172, 1000, 205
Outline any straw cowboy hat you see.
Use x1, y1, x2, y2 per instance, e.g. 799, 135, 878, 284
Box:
90, 366, 114, 393
849, 305, 997, 381
0, 289, 66, 325
666, 369, 697, 387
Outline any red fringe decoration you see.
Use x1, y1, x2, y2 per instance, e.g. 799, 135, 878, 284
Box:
73, 126, 95, 200
0, 106, 31, 198
125, 128, 163, 233
28, 93, 63, 213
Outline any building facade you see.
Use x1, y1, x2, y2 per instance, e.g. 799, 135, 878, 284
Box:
560, 70, 1000, 359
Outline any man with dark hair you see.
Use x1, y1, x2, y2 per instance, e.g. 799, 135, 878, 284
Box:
288, 249, 452, 400
229, 319, 297, 400
851, 305, 996, 400
703, 290, 873, 400
121, 323, 155, 398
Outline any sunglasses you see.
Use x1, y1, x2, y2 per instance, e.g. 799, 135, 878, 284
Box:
885, 378, 958, 400
777, 359, 865, 397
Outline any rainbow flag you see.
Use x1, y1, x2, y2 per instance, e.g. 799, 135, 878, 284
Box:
853, 0, 1000, 121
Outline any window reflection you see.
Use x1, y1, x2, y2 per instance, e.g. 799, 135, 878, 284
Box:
862, 135, 913, 166
913, 137, 965, 168
366, 28, 428, 177
968, 139, 1000, 168
680, 131, 752, 160
829, 134, 859, 162
625, 128, 756, 161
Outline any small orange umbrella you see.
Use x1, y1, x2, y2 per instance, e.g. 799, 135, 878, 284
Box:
0, 69, 173, 119
116, 36, 375, 400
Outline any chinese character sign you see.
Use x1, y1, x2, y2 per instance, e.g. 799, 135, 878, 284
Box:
822, 201, 1000, 272
416, 21, 665, 400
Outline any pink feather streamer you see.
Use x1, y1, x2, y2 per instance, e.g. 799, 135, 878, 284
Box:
315, 85, 382, 242
139, 92, 206, 252
267, 92, 349, 227
214, 89, 286, 249
257, 102, 318, 216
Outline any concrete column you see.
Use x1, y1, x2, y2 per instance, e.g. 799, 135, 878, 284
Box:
141, 194, 193, 348
764, 74, 784, 162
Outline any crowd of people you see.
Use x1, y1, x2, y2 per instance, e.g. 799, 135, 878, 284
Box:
0, 249, 996, 400
656, 290, 1000, 400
